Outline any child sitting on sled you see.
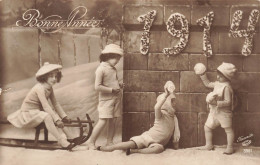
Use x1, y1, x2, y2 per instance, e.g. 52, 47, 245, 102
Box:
7, 62, 87, 150
98, 81, 180, 155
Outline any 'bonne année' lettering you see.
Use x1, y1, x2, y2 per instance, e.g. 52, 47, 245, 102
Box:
16, 6, 103, 33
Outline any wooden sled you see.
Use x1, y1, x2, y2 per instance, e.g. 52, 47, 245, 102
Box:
0, 113, 94, 150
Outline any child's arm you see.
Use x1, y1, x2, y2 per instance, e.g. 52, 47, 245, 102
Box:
173, 116, 180, 143
200, 73, 215, 89
154, 92, 169, 119
49, 89, 67, 120
217, 87, 232, 108
36, 87, 60, 122
95, 68, 116, 93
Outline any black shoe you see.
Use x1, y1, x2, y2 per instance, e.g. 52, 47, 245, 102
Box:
68, 136, 89, 145
62, 142, 77, 151
97, 146, 102, 151
126, 148, 131, 156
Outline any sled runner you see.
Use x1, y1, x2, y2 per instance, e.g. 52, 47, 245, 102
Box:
0, 113, 94, 150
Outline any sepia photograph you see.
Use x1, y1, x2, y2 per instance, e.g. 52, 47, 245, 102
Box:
0, 0, 259, 164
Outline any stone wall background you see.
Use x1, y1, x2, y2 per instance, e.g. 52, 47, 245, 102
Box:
122, 0, 260, 148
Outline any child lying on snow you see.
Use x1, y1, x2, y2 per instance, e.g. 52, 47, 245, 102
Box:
97, 81, 180, 155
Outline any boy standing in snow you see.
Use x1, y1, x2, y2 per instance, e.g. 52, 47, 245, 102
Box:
195, 62, 237, 155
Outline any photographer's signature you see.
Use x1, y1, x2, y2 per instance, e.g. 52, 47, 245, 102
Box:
237, 133, 254, 153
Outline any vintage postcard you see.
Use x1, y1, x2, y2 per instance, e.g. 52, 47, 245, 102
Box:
0, 0, 259, 165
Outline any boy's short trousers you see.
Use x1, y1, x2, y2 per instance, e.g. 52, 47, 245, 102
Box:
205, 110, 233, 129
130, 133, 164, 150
98, 95, 122, 118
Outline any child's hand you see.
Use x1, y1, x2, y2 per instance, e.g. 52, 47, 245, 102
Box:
62, 116, 72, 124
112, 88, 120, 94
164, 88, 170, 97
56, 120, 64, 128
209, 99, 217, 105
119, 82, 125, 89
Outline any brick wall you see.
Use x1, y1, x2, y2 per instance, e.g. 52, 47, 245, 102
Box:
122, 0, 260, 148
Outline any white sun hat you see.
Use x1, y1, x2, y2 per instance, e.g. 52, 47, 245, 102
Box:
101, 44, 123, 56
217, 62, 237, 81
36, 62, 62, 78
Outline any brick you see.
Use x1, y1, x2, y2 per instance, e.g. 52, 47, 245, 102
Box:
191, 6, 230, 26
219, 32, 260, 54
41, 33, 60, 64
208, 55, 244, 71
0, 28, 39, 84
175, 93, 207, 112
233, 114, 260, 146
253, 33, 260, 54
189, 54, 208, 71
231, 72, 260, 92
122, 112, 151, 141
243, 55, 260, 72
148, 53, 189, 71
248, 94, 260, 112
218, 32, 245, 54
124, 53, 148, 70
176, 112, 198, 148
230, 5, 260, 28
180, 71, 215, 93
124, 0, 190, 5
124, 31, 173, 53
190, 0, 259, 6
164, 5, 191, 24
233, 92, 248, 112
123, 92, 157, 112
123, 5, 164, 25
184, 32, 219, 54
124, 70, 180, 92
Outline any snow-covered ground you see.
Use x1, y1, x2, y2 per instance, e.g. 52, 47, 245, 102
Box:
1, 145, 260, 165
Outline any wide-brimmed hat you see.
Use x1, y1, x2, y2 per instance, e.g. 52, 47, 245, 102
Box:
101, 44, 123, 56
217, 62, 237, 81
36, 62, 62, 78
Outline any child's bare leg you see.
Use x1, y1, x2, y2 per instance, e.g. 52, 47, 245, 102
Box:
223, 127, 234, 155
198, 125, 214, 150
131, 145, 164, 154
43, 114, 69, 147
100, 141, 136, 152
86, 118, 108, 149
106, 118, 117, 145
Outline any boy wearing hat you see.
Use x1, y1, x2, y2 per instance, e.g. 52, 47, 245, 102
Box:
97, 81, 180, 155
197, 62, 237, 155
85, 44, 124, 149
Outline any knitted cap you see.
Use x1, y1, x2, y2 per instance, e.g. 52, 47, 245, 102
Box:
36, 62, 62, 78
217, 62, 237, 81
101, 44, 123, 56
